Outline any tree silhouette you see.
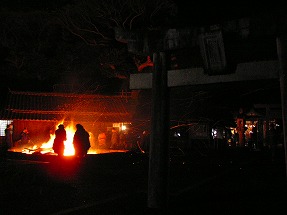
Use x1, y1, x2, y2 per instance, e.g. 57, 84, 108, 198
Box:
58, 0, 177, 76
0, 0, 179, 93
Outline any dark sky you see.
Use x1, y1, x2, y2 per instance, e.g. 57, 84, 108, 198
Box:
2, 0, 286, 25
0, 0, 284, 86
176, 0, 287, 26
0, 0, 284, 113
1, 0, 72, 11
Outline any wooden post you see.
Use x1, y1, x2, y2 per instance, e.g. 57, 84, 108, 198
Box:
276, 34, 287, 179
148, 52, 170, 210
265, 105, 270, 148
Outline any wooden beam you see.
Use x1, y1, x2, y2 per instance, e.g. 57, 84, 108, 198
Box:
130, 61, 279, 89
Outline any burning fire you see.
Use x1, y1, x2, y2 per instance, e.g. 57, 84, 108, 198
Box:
22, 122, 82, 156
19, 122, 127, 156
40, 123, 76, 156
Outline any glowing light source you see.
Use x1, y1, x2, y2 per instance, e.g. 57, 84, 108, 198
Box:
121, 124, 127, 130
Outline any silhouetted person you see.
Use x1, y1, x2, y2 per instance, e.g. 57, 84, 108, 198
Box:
5, 124, 14, 149
20, 128, 30, 146
141, 130, 150, 153
270, 123, 279, 162
0, 124, 13, 160
73, 124, 91, 158
97, 130, 107, 149
110, 127, 119, 149
250, 124, 258, 149
119, 131, 127, 149
53, 124, 67, 157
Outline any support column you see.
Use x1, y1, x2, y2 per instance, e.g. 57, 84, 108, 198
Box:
276, 35, 287, 179
148, 52, 170, 210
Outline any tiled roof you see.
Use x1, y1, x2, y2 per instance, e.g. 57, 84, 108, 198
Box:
0, 90, 137, 122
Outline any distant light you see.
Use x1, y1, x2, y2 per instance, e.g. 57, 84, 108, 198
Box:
121, 125, 127, 130
173, 132, 181, 137
211, 128, 218, 138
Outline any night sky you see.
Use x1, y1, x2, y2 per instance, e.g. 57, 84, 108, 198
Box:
176, 0, 286, 26
0, 0, 286, 110
1, 0, 72, 11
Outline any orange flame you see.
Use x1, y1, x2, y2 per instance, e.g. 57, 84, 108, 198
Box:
20, 121, 78, 156
39, 122, 76, 156
20, 121, 123, 155
40, 123, 76, 156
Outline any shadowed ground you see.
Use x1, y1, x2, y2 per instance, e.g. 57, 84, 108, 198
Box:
0, 147, 286, 215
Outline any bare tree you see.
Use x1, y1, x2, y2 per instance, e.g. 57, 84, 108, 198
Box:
58, 0, 177, 76
0, 1, 178, 92
59, 0, 177, 46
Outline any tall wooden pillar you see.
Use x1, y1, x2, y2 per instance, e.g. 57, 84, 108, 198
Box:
148, 52, 170, 210
276, 34, 287, 179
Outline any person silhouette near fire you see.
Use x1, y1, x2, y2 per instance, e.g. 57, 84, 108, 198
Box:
97, 130, 107, 149
0, 124, 13, 160
5, 124, 14, 149
53, 124, 67, 157
110, 127, 119, 149
73, 124, 91, 158
19, 128, 30, 146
